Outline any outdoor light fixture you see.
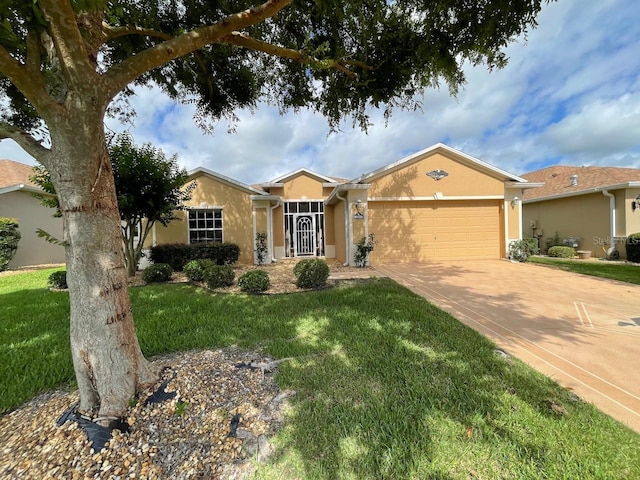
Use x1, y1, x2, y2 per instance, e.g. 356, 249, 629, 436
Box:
354, 200, 365, 219
511, 196, 520, 208
633, 195, 640, 212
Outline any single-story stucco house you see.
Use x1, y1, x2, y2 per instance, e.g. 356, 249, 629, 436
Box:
0, 159, 65, 268
150, 144, 538, 265
522, 165, 640, 259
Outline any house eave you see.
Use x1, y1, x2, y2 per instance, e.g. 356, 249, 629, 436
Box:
325, 183, 370, 205
523, 182, 640, 204
0, 183, 44, 195
505, 181, 544, 189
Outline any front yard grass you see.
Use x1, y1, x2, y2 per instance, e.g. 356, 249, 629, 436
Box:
2, 268, 639, 479
529, 256, 640, 285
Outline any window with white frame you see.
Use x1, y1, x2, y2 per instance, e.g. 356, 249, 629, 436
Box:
188, 209, 223, 244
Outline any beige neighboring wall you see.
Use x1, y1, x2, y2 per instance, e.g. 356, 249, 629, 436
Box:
0, 190, 65, 267
625, 188, 640, 236
153, 173, 256, 264
523, 192, 611, 257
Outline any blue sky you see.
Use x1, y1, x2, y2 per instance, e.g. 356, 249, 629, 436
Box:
1, 0, 639, 185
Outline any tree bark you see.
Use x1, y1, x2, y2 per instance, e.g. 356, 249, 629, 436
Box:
46, 103, 157, 424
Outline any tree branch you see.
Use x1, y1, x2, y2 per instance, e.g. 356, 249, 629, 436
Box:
104, 0, 293, 99
38, 0, 96, 87
101, 24, 172, 42
220, 32, 358, 78
0, 43, 56, 112
0, 123, 51, 162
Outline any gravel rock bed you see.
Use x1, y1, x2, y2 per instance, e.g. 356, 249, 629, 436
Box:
0, 348, 294, 479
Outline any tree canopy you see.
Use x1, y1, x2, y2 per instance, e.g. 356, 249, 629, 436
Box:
1, 0, 547, 141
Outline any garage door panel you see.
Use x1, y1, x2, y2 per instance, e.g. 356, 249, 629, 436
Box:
369, 200, 501, 262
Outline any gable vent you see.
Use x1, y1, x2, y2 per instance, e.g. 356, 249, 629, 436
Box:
570, 174, 578, 186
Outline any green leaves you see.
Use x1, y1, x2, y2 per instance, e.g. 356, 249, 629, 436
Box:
2, 0, 548, 137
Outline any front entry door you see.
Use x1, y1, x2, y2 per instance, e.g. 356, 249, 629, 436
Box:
294, 215, 316, 256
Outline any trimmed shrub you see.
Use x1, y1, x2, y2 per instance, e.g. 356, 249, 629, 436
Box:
183, 259, 215, 282
294, 258, 330, 289
544, 232, 564, 253
48, 270, 68, 289
193, 242, 240, 265
547, 246, 576, 258
150, 242, 240, 270
508, 238, 540, 262
142, 263, 173, 283
0, 217, 21, 271
149, 243, 192, 271
238, 269, 270, 293
626, 233, 640, 263
203, 265, 235, 289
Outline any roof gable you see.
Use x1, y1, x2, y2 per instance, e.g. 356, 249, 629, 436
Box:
267, 168, 340, 185
351, 143, 527, 184
522, 165, 640, 202
187, 167, 266, 196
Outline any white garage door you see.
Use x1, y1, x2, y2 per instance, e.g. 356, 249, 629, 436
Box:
369, 200, 502, 262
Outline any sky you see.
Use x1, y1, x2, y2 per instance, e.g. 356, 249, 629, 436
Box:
1, 0, 639, 185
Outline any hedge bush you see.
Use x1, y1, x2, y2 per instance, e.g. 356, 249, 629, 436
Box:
142, 263, 173, 283
48, 270, 68, 289
238, 269, 270, 293
149, 242, 240, 270
294, 258, 330, 289
544, 232, 564, 253
203, 265, 235, 289
508, 237, 539, 262
183, 259, 215, 282
626, 233, 640, 263
547, 246, 576, 258
0, 217, 21, 271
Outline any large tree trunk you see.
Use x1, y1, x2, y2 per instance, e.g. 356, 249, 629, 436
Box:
47, 109, 157, 425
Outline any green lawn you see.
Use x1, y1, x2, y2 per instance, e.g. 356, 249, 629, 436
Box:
2, 269, 639, 479
529, 256, 640, 285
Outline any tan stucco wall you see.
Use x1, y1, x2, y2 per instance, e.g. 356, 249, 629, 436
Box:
507, 202, 520, 240
367, 152, 505, 198
272, 205, 284, 250
153, 174, 255, 264
333, 200, 346, 263
254, 207, 268, 233
282, 173, 326, 200
523, 192, 611, 257
0, 190, 65, 267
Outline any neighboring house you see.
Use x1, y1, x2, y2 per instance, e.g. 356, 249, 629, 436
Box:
521, 165, 640, 259
0, 159, 65, 268
152, 144, 537, 265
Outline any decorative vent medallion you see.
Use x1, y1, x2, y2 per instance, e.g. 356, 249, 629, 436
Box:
426, 169, 449, 181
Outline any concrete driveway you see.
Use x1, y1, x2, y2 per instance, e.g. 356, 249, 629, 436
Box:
374, 260, 640, 433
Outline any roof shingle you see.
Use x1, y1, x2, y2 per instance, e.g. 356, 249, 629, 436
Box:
0, 159, 37, 189
522, 165, 640, 201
